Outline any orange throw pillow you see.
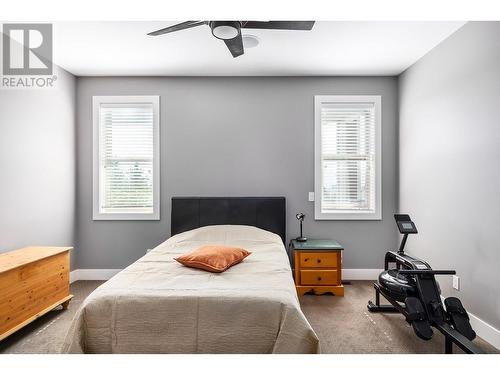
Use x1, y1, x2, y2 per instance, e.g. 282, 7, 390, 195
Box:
175, 245, 251, 273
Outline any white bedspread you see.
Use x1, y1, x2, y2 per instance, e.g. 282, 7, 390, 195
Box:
62, 225, 319, 353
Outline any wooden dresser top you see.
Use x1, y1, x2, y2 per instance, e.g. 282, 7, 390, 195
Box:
0, 247, 72, 274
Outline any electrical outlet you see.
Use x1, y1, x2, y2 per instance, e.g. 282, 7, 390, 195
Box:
308, 192, 315, 202
453, 275, 460, 291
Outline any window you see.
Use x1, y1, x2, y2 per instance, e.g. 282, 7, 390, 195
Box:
93, 96, 160, 220
314, 95, 381, 220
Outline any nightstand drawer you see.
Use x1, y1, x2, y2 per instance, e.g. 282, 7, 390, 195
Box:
300, 270, 338, 285
299, 252, 338, 268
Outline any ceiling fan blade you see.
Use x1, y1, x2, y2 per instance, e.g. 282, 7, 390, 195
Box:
148, 21, 205, 36
224, 34, 244, 58
242, 21, 315, 30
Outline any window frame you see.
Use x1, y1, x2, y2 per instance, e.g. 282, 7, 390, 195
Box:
314, 95, 382, 220
92, 95, 160, 221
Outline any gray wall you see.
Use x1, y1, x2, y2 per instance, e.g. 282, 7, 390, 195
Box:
0, 67, 77, 268
76, 76, 398, 269
399, 22, 500, 329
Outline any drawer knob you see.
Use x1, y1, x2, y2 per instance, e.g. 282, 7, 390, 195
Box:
317, 277, 322, 281
317, 259, 321, 263
304, 258, 308, 262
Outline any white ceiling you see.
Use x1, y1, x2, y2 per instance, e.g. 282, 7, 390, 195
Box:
53, 21, 465, 76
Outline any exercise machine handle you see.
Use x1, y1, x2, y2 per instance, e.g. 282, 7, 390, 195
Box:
398, 270, 456, 275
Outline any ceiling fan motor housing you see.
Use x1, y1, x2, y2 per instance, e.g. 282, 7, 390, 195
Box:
210, 21, 241, 40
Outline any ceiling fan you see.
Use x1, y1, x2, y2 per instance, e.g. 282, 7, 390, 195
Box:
147, 21, 315, 58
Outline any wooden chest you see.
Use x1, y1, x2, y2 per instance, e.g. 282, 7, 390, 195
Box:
291, 240, 344, 297
0, 246, 73, 341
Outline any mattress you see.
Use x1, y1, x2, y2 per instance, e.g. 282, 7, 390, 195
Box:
62, 225, 319, 353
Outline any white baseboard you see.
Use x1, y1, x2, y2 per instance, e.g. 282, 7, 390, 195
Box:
343, 269, 382, 280
70, 269, 121, 283
469, 311, 500, 350
439, 296, 500, 350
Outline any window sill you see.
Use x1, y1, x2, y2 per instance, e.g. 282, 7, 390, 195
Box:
315, 212, 382, 221
92, 212, 160, 221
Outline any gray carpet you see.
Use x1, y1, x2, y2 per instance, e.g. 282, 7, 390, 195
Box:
0, 280, 497, 354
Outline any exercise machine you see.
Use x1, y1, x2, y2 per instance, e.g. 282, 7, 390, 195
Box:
367, 214, 483, 354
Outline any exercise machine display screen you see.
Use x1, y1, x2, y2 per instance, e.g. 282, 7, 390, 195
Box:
398, 221, 417, 233
394, 214, 418, 234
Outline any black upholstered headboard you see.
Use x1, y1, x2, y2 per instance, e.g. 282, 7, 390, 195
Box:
171, 197, 286, 244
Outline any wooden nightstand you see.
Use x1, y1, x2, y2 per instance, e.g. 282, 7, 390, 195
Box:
290, 239, 344, 297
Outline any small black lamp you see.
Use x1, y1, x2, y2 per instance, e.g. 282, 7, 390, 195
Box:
295, 213, 307, 242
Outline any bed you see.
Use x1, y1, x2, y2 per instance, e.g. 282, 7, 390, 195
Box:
62, 197, 319, 353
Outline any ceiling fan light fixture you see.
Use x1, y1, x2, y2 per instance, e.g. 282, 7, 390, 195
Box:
242, 34, 259, 48
210, 21, 241, 40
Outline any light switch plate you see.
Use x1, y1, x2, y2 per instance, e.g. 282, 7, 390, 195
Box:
308, 192, 315, 202
452, 275, 460, 291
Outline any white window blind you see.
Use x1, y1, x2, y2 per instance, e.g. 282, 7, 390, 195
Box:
315, 96, 381, 220
93, 96, 160, 220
